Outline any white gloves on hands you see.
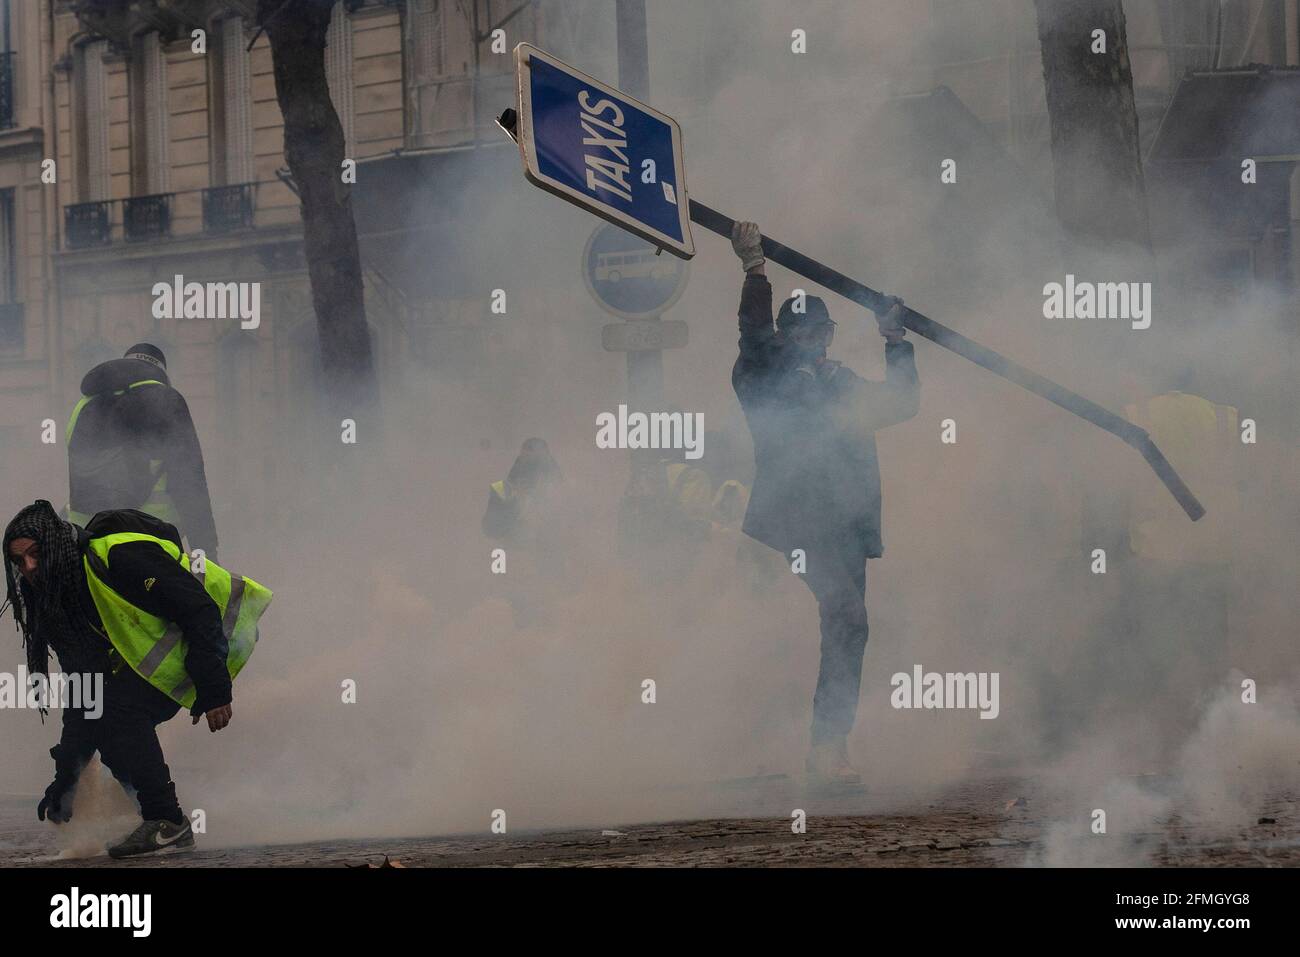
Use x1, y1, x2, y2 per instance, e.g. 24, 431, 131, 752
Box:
730, 221, 765, 272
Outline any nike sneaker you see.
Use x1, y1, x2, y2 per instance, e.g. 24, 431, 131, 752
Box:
108, 818, 195, 859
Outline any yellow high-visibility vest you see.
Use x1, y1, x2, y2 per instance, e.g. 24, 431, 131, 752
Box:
665, 462, 715, 522
83, 531, 272, 709
1125, 392, 1240, 561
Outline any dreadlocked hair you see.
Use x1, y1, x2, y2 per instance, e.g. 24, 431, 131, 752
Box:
2, 500, 96, 680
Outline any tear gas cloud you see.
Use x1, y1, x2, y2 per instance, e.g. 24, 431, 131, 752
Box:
2, 0, 1295, 862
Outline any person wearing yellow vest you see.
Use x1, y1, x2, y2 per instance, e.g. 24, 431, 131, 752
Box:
663, 459, 716, 532
482, 439, 568, 627
67, 343, 219, 561
1123, 390, 1241, 562
1119, 389, 1240, 738
482, 438, 563, 546
3, 500, 270, 859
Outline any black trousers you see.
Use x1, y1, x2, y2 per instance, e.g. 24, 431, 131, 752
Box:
798, 540, 870, 746
61, 663, 184, 823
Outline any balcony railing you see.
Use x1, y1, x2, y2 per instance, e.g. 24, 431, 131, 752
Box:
63, 183, 268, 249
0, 52, 13, 131
0, 302, 24, 353
123, 193, 172, 241
65, 201, 112, 248
203, 183, 257, 233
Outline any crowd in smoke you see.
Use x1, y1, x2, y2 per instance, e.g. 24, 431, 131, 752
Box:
2, 0, 1295, 862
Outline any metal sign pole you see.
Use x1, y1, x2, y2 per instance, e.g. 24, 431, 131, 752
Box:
501, 42, 1202, 522
687, 199, 1205, 521
617, 0, 665, 484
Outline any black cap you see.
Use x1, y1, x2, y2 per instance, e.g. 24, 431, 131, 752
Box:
124, 342, 166, 370
776, 294, 835, 333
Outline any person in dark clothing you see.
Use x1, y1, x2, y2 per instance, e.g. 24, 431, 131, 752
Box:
483, 439, 571, 627
67, 343, 219, 560
728, 220, 920, 786
3, 501, 233, 858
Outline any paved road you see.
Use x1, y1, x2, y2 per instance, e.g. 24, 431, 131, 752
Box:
3, 777, 1295, 867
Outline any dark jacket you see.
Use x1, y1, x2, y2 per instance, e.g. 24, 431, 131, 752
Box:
731, 274, 920, 557
67, 359, 219, 557
79, 509, 232, 717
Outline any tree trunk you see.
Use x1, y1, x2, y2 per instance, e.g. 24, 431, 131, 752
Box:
1034, 0, 1152, 253
258, 0, 376, 421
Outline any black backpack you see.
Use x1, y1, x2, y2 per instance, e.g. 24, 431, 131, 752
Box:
81, 508, 184, 554
68, 392, 164, 515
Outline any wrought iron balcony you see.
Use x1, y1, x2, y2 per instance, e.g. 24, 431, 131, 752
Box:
65, 201, 112, 248
0, 302, 24, 353
63, 179, 276, 248
123, 193, 173, 241
0, 52, 13, 130
203, 183, 257, 233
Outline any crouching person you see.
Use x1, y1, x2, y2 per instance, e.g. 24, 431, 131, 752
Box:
3, 501, 271, 858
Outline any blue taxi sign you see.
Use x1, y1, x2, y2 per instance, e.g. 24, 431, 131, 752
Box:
512, 43, 695, 259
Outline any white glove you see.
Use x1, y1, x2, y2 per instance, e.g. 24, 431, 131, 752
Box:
730, 221, 765, 271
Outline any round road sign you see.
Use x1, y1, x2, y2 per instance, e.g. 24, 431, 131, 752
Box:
582, 222, 690, 320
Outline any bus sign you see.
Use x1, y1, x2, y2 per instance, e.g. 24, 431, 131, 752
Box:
583, 221, 690, 321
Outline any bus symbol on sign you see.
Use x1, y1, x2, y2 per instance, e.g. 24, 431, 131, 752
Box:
594, 249, 675, 283
583, 222, 690, 321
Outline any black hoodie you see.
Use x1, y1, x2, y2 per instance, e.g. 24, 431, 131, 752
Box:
67, 358, 219, 558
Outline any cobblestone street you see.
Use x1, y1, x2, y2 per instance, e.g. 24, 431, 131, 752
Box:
4, 777, 1296, 868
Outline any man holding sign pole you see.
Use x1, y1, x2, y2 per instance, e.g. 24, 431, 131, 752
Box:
729, 221, 919, 788
502, 41, 1203, 787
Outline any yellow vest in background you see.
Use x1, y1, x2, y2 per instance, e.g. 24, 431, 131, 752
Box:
665, 463, 715, 523
1125, 392, 1240, 562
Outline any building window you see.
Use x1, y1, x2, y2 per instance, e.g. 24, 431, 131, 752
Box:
212, 15, 253, 185
0, 52, 13, 132
325, 2, 355, 156
403, 0, 475, 147
222, 16, 253, 183
409, 0, 445, 81
75, 39, 111, 202
131, 31, 170, 196
0, 0, 14, 131
0, 188, 21, 353
0, 188, 14, 300
404, 0, 534, 148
